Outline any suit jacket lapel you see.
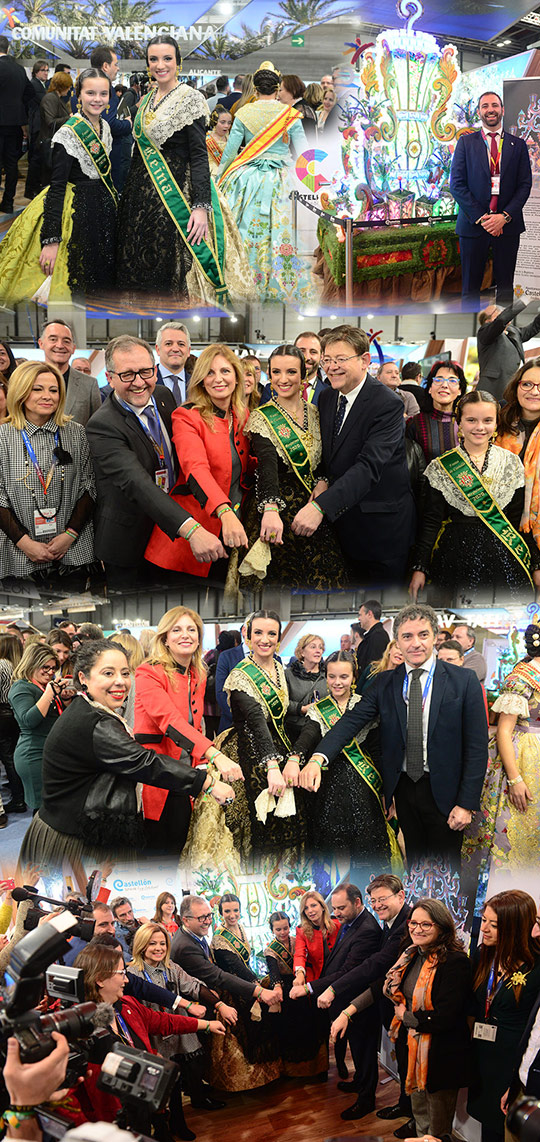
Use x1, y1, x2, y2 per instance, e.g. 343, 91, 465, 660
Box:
114, 395, 157, 467
330, 376, 374, 459
392, 664, 407, 745
427, 661, 446, 744
476, 129, 490, 178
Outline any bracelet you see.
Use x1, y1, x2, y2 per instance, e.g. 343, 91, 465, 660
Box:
342, 1009, 353, 1021
185, 1000, 193, 1011
3, 1109, 37, 1129
312, 501, 324, 516
304, 984, 309, 994
216, 504, 232, 518
204, 1020, 211, 1032
507, 776, 524, 787
311, 758, 323, 769
215, 1000, 223, 1009
64, 527, 78, 539
203, 773, 216, 799
184, 522, 201, 541
328, 986, 335, 996
207, 748, 219, 761
264, 503, 278, 512
254, 986, 262, 998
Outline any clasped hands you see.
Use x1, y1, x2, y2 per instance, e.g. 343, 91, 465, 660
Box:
291, 480, 328, 537
479, 212, 506, 237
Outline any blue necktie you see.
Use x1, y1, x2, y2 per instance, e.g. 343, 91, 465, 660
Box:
168, 375, 184, 406
333, 394, 347, 442
141, 405, 175, 490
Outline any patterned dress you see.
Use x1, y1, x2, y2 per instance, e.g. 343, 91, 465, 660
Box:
209, 924, 280, 1091
463, 660, 540, 874
217, 100, 313, 302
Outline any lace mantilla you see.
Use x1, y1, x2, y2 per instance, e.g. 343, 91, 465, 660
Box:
237, 99, 289, 135
306, 692, 362, 737
142, 84, 209, 148
425, 445, 525, 514
491, 691, 530, 719
224, 659, 289, 716
51, 118, 112, 179
248, 402, 322, 472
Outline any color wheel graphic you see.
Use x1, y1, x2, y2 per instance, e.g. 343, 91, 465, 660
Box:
295, 149, 329, 192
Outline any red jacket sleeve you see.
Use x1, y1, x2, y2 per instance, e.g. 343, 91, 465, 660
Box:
134, 662, 211, 764
173, 408, 233, 517
293, 927, 308, 973
122, 995, 199, 1038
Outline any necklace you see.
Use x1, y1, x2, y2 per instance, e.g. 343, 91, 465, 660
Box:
80, 111, 102, 139
148, 82, 180, 114
249, 654, 287, 698
461, 438, 492, 475
273, 397, 307, 431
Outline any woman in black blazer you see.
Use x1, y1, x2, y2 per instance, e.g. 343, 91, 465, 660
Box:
20, 639, 234, 870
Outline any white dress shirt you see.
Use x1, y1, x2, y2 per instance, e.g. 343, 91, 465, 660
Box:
402, 654, 436, 772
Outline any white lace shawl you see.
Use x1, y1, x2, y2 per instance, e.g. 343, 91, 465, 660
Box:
306, 692, 378, 745
247, 402, 322, 470
224, 659, 289, 717
142, 84, 209, 148
424, 445, 525, 515
51, 118, 112, 180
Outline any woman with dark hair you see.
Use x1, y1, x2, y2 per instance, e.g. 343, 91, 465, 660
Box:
239, 345, 346, 589
116, 35, 250, 304
153, 891, 180, 934
206, 105, 232, 174
406, 360, 466, 464
0, 362, 96, 583
278, 74, 318, 141
0, 69, 117, 305
468, 891, 540, 1142
217, 66, 312, 302
463, 622, 540, 872
295, 651, 400, 866
409, 390, 540, 601
0, 343, 17, 382
8, 643, 65, 813
496, 357, 540, 552
145, 345, 254, 581
19, 640, 233, 870
331, 899, 472, 1139
189, 610, 306, 865
0, 633, 25, 817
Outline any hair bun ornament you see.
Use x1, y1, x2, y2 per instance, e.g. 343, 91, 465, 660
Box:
259, 60, 281, 76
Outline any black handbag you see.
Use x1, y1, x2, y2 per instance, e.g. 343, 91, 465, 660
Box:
77, 774, 146, 849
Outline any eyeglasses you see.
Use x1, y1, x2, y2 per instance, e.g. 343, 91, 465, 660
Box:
519, 380, 540, 393
321, 354, 359, 369
431, 377, 460, 386
111, 969, 128, 977
408, 921, 435, 931
40, 665, 57, 674
111, 367, 155, 383
186, 913, 212, 922
370, 893, 397, 906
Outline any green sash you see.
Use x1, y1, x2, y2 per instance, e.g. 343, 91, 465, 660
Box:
315, 696, 404, 872
267, 938, 293, 972
215, 927, 251, 966
134, 92, 229, 303
65, 115, 117, 203
236, 658, 291, 752
436, 449, 533, 584
257, 403, 314, 493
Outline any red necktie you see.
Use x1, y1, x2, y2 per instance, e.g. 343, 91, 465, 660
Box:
488, 132, 499, 212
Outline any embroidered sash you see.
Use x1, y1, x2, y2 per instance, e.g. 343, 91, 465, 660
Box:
206, 135, 224, 166
256, 403, 314, 493
134, 93, 229, 302
214, 927, 251, 965
235, 659, 291, 752
65, 115, 117, 203
217, 104, 302, 185
267, 938, 293, 972
436, 449, 532, 584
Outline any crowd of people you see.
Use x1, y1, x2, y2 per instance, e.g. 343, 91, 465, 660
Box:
0, 39, 343, 304
1, 600, 537, 878
1, 873, 540, 1142
2, 319, 540, 598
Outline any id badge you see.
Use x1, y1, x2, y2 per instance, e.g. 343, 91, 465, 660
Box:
155, 467, 169, 492
473, 1022, 497, 1042
491, 175, 500, 196
34, 508, 57, 537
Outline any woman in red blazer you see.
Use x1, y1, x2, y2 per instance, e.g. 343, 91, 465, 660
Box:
293, 890, 341, 982
145, 344, 254, 578
134, 605, 242, 854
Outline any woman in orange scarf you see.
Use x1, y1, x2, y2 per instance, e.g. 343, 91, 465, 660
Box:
331, 898, 473, 1139
496, 357, 540, 554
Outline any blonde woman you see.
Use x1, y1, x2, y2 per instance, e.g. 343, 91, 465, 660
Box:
358, 639, 404, 693
8, 643, 65, 812
290, 890, 341, 1078
107, 631, 144, 728
317, 86, 336, 128
134, 605, 241, 852
0, 362, 95, 582
145, 344, 254, 579
285, 632, 327, 740
242, 358, 260, 414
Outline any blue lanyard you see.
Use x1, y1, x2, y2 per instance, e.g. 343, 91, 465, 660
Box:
143, 966, 169, 986
402, 662, 435, 709
485, 962, 505, 1019
21, 428, 60, 496
117, 395, 167, 459
115, 1010, 134, 1046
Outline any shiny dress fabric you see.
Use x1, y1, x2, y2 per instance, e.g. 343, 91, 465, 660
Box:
264, 939, 328, 1077
209, 931, 281, 1091
0, 146, 116, 304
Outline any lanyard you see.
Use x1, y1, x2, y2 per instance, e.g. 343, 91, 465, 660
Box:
118, 395, 167, 463
485, 962, 505, 1020
35, 680, 63, 717
143, 966, 169, 986
21, 428, 60, 497
115, 1010, 135, 1046
483, 132, 503, 171
402, 662, 435, 709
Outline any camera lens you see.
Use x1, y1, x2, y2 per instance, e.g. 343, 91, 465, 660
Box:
507, 1097, 540, 1142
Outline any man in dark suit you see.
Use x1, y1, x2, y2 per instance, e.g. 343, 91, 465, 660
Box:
477, 300, 540, 400
301, 603, 488, 869
90, 46, 132, 193
171, 895, 277, 1009
291, 883, 382, 1119
86, 335, 226, 588
294, 331, 329, 406
39, 320, 101, 426
24, 59, 48, 198
450, 91, 532, 307
155, 321, 192, 406
318, 876, 413, 1131
0, 35, 34, 214
215, 625, 247, 731
292, 326, 415, 584
356, 600, 389, 675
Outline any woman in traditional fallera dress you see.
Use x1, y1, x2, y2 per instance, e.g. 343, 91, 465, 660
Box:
0, 69, 117, 305
116, 35, 252, 305
409, 390, 540, 602
296, 651, 401, 868
206, 106, 232, 176
463, 622, 540, 873
217, 66, 313, 303
238, 345, 347, 590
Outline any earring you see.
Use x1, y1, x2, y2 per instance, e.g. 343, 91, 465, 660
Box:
276, 641, 281, 652
105, 102, 110, 113
147, 65, 152, 79
77, 98, 82, 113
350, 679, 357, 694
179, 57, 183, 73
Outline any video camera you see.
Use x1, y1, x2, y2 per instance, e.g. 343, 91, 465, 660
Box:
508, 1096, 540, 1142
14, 869, 101, 935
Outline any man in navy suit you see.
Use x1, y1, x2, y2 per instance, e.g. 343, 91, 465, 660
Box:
215, 627, 247, 731
90, 46, 132, 193
155, 321, 192, 406
450, 91, 532, 306
301, 603, 488, 869
292, 326, 415, 584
